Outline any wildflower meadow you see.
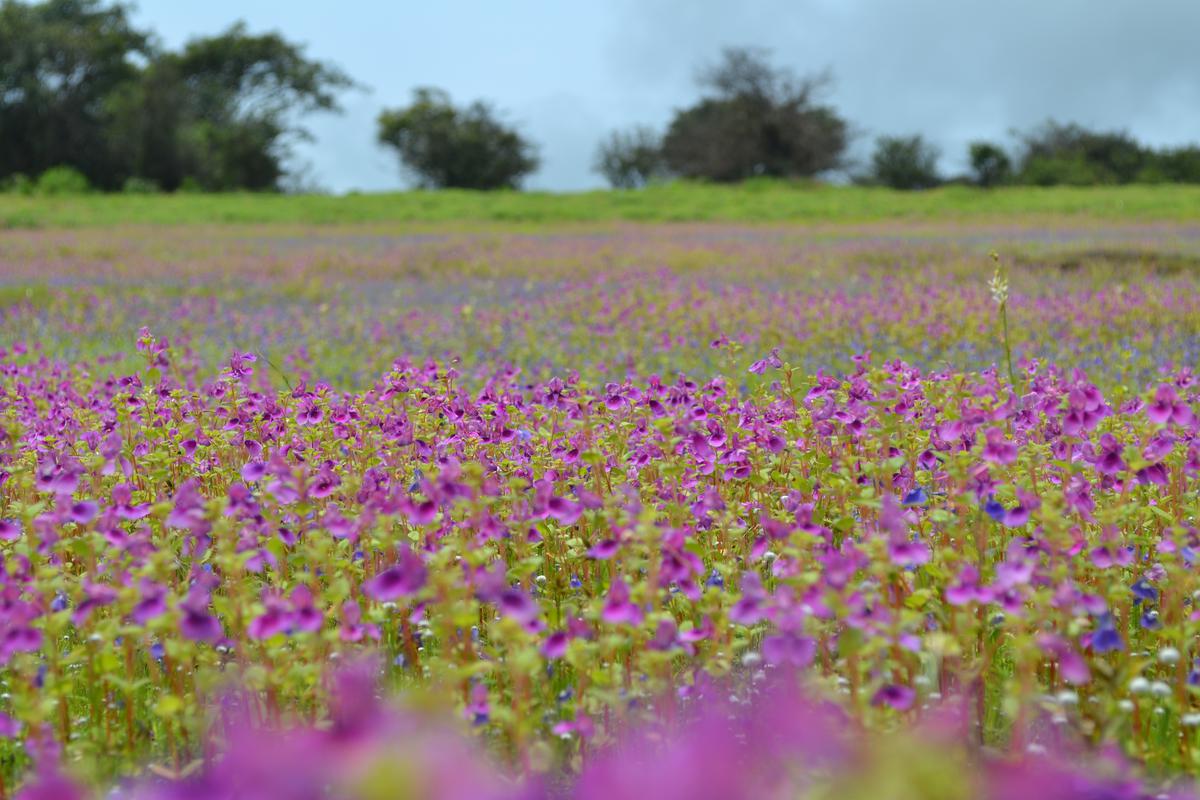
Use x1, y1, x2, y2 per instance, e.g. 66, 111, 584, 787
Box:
2, 215, 1200, 798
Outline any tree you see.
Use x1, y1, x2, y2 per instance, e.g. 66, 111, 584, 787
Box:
660, 48, 847, 182
868, 135, 941, 190
968, 141, 1011, 187
0, 0, 152, 190
377, 88, 539, 190
122, 23, 353, 191
0, 3, 353, 192
1141, 146, 1200, 184
593, 127, 666, 189
1014, 121, 1148, 186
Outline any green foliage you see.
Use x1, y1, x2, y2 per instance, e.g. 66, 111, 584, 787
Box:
34, 165, 91, 195
1, 172, 34, 195
120, 176, 160, 194
0, 3, 353, 192
968, 141, 1012, 187
593, 127, 666, 189
1139, 146, 1200, 184
660, 48, 848, 182
1014, 121, 1148, 186
377, 88, 539, 190
867, 135, 941, 190
0, 0, 151, 190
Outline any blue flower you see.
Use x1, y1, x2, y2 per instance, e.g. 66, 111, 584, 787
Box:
983, 497, 1006, 522
902, 487, 928, 506
705, 568, 724, 589
1130, 578, 1159, 603
1092, 614, 1123, 653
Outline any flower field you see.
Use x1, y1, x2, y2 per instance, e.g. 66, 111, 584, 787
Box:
3, 219, 1200, 797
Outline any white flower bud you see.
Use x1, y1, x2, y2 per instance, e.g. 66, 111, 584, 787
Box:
1158, 647, 1181, 665
1129, 677, 1151, 695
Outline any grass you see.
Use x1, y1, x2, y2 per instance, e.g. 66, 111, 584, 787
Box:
2, 182, 1199, 228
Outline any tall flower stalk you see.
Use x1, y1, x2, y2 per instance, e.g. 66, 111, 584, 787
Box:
988, 250, 1018, 393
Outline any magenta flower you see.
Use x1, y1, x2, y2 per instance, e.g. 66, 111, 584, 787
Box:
546, 495, 582, 525
497, 588, 540, 626
338, 600, 380, 643
945, 565, 993, 606
1147, 383, 1194, 426
981, 428, 1018, 464
363, 546, 427, 601
0, 519, 21, 541
240, 460, 267, 482
248, 593, 293, 640
541, 630, 569, 659
289, 586, 323, 633
67, 501, 97, 525
761, 632, 815, 667
72, 581, 117, 625
601, 579, 643, 625
131, 582, 168, 624
871, 684, 916, 711
1094, 433, 1127, 475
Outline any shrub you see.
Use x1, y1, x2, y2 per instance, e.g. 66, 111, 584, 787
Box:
34, 165, 92, 195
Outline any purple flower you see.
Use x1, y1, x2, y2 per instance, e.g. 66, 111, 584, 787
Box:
68, 502, 97, 525
587, 539, 620, 560
0, 519, 21, 541
1130, 578, 1159, 603
248, 595, 293, 640
748, 347, 783, 375
240, 460, 267, 482
541, 631, 569, 659
180, 607, 223, 643
290, 586, 323, 633
601, 579, 643, 626
0, 712, 21, 739
1095, 433, 1127, 475
547, 496, 583, 525
761, 632, 815, 667
72, 582, 117, 625
1089, 614, 1123, 654
871, 684, 916, 711
131, 582, 168, 624
498, 588, 540, 625
981, 428, 1018, 464
363, 546, 427, 601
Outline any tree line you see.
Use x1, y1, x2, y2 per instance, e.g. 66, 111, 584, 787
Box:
3, 1, 1198, 194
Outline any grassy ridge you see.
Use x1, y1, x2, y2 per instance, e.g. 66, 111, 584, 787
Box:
2, 182, 1199, 228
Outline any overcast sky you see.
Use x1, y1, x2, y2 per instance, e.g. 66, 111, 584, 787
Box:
132, 0, 1200, 193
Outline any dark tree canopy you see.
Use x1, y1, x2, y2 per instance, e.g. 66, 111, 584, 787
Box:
866, 135, 941, 190
0, 0, 151, 189
377, 88, 539, 190
660, 48, 848, 182
968, 141, 1012, 187
1015, 121, 1148, 186
593, 127, 667, 189
0, 1, 353, 191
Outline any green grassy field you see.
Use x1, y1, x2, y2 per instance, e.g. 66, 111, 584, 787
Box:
2, 182, 1199, 228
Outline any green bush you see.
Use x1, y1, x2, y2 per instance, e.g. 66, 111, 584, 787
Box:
1, 173, 33, 195
35, 166, 92, 195
121, 177, 160, 194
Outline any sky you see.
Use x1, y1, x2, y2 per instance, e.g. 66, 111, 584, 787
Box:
131, 0, 1200, 193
